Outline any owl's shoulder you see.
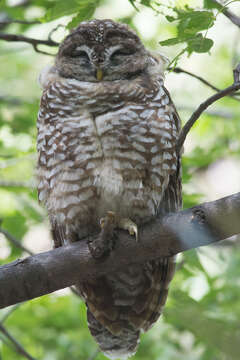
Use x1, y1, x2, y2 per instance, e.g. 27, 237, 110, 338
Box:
38, 65, 62, 90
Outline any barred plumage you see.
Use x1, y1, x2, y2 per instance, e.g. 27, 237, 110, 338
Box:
37, 19, 181, 359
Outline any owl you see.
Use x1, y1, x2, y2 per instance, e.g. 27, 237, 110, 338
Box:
37, 19, 182, 359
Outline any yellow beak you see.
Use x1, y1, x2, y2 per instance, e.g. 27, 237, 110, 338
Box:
96, 68, 103, 81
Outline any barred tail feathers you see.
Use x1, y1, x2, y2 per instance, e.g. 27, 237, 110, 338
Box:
87, 309, 139, 360
81, 257, 176, 359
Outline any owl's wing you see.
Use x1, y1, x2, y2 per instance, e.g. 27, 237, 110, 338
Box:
138, 85, 182, 332
158, 85, 182, 215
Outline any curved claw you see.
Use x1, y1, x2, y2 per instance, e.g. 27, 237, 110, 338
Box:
100, 212, 138, 242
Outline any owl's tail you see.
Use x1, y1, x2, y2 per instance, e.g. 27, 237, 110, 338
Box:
87, 309, 140, 360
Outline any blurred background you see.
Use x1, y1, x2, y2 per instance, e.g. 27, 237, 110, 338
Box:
0, 0, 240, 359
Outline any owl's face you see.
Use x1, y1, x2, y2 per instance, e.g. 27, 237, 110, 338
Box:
55, 19, 151, 82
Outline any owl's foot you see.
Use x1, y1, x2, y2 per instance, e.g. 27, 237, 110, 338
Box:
88, 212, 138, 259
100, 211, 138, 242
88, 211, 116, 259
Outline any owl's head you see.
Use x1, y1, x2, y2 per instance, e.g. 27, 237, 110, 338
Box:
55, 19, 155, 82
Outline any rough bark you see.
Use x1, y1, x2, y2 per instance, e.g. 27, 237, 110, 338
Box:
0, 192, 239, 309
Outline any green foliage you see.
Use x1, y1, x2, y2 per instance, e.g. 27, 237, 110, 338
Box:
0, 0, 240, 359
43, 0, 100, 24
159, 6, 215, 60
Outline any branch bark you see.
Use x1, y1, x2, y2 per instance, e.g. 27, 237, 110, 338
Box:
0, 192, 239, 309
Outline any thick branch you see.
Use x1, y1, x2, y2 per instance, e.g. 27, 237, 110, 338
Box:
0, 193, 239, 309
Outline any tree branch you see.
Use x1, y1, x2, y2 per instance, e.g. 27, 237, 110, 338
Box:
0, 228, 34, 256
0, 192, 239, 309
172, 67, 240, 101
177, 67, 240, 152
211, 0, 240, 27
0, 19, 40, 26
0, 180, 34, 188
0, 324, 36, 360
0, 32, 59, 55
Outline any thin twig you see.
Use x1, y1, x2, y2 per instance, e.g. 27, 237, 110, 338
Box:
0, 180, 34, 188
0, 304, 22, 324
211, 0, 240, 27
0, 95, 23, 105
172, 67, 240, 101
0, 32, 59, 55
48, 24, 65, 43
0, 324, 36, 360
177, 105, 234, 119
177, 64, 240, 152
0, 19, 40, 26
0, 154, 37, 169
0, 228, 34, 256
0, 333, 16, 351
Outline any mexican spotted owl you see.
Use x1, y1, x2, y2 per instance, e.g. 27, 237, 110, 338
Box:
37, 19, 182, 359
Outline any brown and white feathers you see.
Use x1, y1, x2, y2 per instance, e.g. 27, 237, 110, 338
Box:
37, 19, 181, 359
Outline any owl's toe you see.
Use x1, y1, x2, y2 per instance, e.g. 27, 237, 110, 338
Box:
118, 217, 138, 242
100, 212, 138, 242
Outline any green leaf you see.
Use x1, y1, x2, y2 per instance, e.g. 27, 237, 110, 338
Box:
67, 1, 99, 29
43, 0, 99, 22
128, 0, 139, 11
43, 0, 79, 22
159, 37, 184, 46
140, 0, 152, 7
178, 10, 215, 35
187, 34, 214, 53
166, 15, 177, 22
204, 0, 222, 10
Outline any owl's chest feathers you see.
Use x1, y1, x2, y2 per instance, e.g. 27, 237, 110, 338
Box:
61, 105, 148, 198
42, 78, 178, 220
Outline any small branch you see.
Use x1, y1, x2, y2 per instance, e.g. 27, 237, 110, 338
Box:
177, 105, 234, 119
172, 67, 240, 101
0, 32, 59, 55
177, 64, 240, 152
0, 304, 22, 324
0, 180, 34, 188
0, 95, 23, 105
0, 228, 34, 256
211, 0, 240, 27
173, 67, 220, 92
0, 324, 36, 360
0, 192, 239, 309
0, 19, 40, 26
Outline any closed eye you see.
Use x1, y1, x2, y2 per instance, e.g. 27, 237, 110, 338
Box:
110, 49, 136, 66
71, 49, 90, 61
111, 49, 136, 57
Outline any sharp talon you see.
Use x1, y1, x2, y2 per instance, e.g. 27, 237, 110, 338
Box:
119, 218, 138, 242
100, 212, 138, 241
128, 226, 138, 242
